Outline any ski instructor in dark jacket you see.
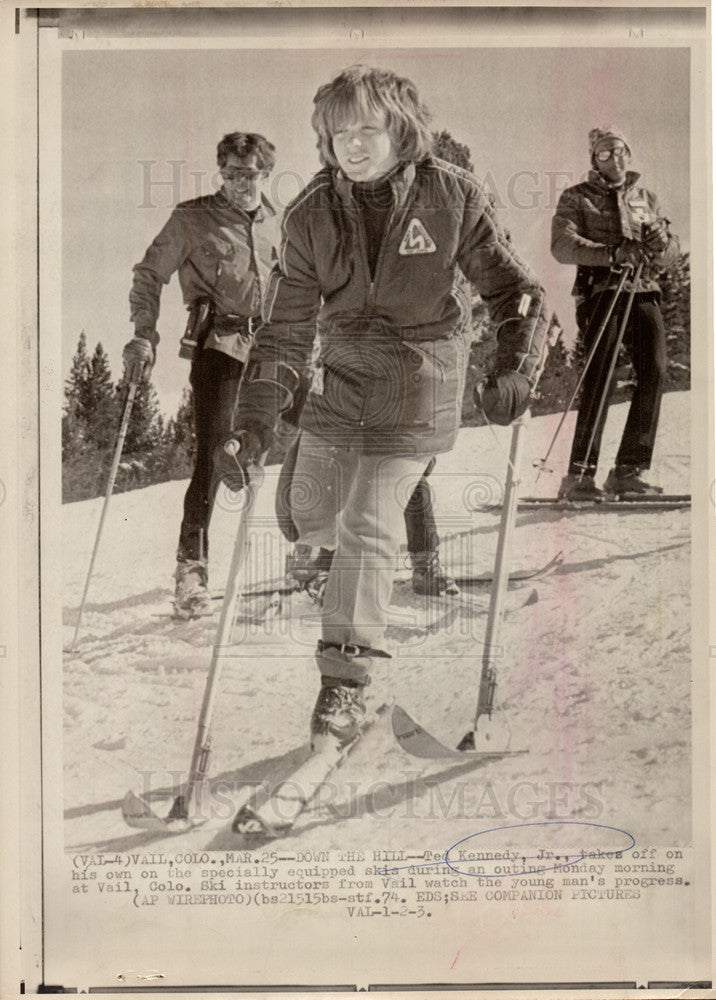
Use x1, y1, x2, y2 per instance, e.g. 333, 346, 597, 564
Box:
123, 132, 281, 618
225, 65, 549, 751
551, 125, 679, 500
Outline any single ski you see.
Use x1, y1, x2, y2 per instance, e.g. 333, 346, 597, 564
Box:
434, 550, 563, 587
152, 591, 281, 624
392, 704, 528, 762
519, 494, 689, 511
235, 591, 284, 624
232, 703, 391, 839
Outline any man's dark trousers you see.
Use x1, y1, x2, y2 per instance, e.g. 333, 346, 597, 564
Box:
178, 347, 244, 562
568, 291, 667, 477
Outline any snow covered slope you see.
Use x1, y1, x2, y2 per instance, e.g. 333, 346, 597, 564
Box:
62, 393, 692, 852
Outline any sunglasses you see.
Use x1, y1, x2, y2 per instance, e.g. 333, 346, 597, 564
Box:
220, 167, 269, 181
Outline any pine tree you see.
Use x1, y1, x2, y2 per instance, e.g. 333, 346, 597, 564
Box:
62, 332, 198, 499
658, 250, 690, 391
159, 386, 196, 481
63, 334, 118, 498
64, 331, 90, 414
119, 376, 163, 455
63, 331, 91, 458
82, 342, 118, 450
531, 325, 577, 416
432, 130, 474, 171
172, 386, 196, 456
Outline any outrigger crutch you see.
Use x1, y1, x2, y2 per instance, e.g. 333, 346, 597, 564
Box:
122, 446, 265, 830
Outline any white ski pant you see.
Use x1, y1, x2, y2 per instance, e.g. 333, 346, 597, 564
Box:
290, 430, 431, 683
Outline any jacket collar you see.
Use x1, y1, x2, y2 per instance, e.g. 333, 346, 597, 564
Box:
587, 168, 641, 192
333, 161, 416, 208
215, 188, 277, 221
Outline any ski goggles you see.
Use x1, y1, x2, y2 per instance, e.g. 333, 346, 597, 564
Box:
594, 145, 629, 162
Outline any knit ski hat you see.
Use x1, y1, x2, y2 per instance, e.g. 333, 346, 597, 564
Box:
588, 126, 631, 160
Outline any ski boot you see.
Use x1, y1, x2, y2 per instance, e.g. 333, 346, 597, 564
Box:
310, 676, 368, 751
410, 550, 459, 596
173, 558, 211, 619
558, 472, 604, 501
603, 465, 663, 497
311, 642, 372, 750
286, 544, 334, 605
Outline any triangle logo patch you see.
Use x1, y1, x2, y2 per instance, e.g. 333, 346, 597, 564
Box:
399, 217, 437, 256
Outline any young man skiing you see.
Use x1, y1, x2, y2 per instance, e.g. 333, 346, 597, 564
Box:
226, 65, 548, 750
123, 132, 281, 617
551, 126, 679, 500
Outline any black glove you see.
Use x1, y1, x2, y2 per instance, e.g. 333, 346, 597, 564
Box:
613, 240, 650, 269
641, 220, 669, 256
477, 371, 533, 426
213, 429, 263, 492
122, 334, 156, 382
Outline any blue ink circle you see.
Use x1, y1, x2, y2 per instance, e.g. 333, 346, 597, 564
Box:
444, 821, 636, 878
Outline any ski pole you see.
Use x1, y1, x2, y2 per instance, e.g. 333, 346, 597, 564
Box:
69, 374, 140, 652
578, 261, 644, 481
534, 265, 632, 477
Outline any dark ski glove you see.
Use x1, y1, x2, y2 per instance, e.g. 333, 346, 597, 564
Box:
612, 240, 650, 269
477, 371, 533, 426
641, 220, 669, 257
122, 334, 156, 382
213, 429, 264, 492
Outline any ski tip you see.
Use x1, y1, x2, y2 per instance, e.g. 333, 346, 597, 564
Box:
121, 791, 201, 832
391, 705, 462, 759
392, 706, 528, 761
231, 805, 289, 840
523, 587, 539, 608
121, 791, 171, 830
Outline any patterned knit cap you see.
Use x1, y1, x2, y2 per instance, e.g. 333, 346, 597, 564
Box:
588, 126, 631, 159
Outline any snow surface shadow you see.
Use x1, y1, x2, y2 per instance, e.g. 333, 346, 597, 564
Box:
63, 586, 173, 619
65, 744, 314, 851
303, 758, 498, 831
204, 757, 495, 849
553, 540, 689, 579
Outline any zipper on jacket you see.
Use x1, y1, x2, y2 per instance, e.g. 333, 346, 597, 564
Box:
351, 201, 375, 315
368, 197, 399, 315
246, 217, 264, 309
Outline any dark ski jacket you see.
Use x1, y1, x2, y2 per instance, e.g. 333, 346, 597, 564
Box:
129, 190, 281, 361
551, 169, 679, 304
239, 158, 548, 455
